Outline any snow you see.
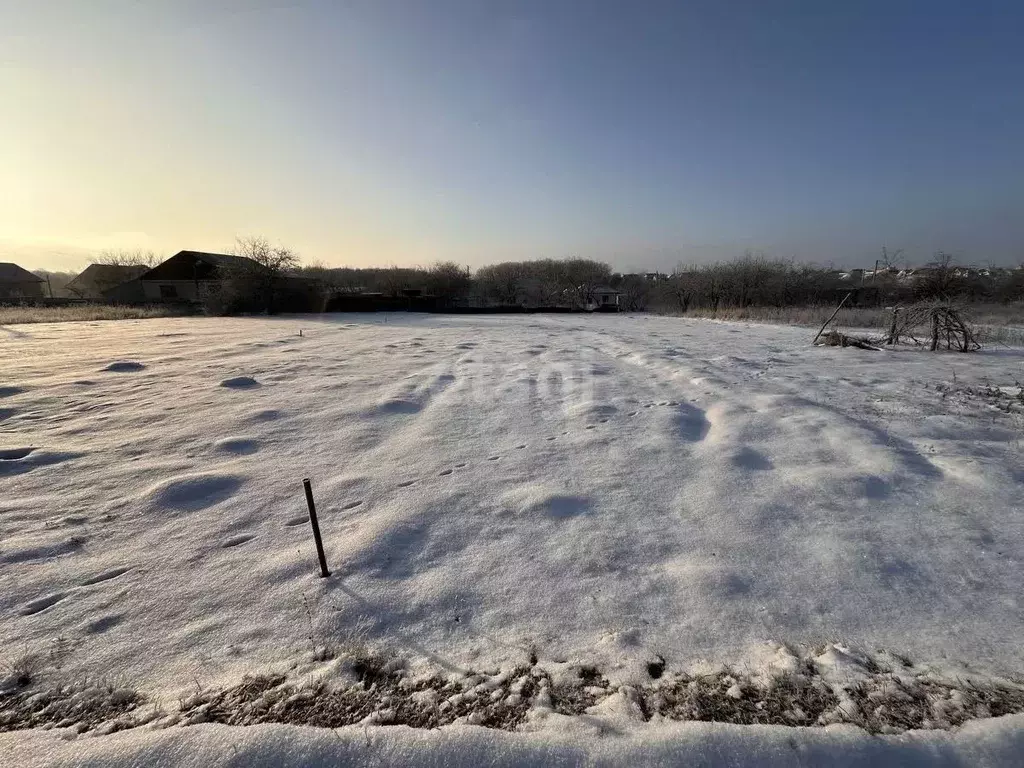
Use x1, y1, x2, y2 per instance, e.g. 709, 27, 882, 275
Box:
2, 313, 1024, 761
6, 715, 1024, 767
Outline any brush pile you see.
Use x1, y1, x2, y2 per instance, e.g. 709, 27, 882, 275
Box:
815, 330, 881, 350
886, 305, 980, 352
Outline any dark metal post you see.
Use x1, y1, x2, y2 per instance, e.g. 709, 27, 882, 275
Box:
302, 479, 331, 577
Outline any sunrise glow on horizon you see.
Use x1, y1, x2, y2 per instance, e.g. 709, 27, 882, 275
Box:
3, 1, 1022, 272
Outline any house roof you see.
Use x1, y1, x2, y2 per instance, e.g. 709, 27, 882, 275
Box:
178, 251, 254, 270
0, 263, 44, 284
138, 251, 257, 282
68, 263, 149, 289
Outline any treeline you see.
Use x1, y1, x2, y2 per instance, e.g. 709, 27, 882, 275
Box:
297, 253, 1024, 312
34, 248, 1024, 313
657, 253, 1024, 310
297, 258, 617, 309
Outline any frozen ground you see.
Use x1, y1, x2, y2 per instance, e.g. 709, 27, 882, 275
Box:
2, 313, 1023, 763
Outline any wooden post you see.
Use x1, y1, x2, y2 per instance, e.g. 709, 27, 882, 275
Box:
930, 310, 940, 351
812, 292, 853, 345
302, 479, 331, 578
887, 307, 899, 345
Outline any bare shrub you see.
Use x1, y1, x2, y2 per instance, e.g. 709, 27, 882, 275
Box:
886, 304, 980, 351
209, 236, 302, 314
0, 652, 43, 692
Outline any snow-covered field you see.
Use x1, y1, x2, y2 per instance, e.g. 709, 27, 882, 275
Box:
2, 313, 1023, 764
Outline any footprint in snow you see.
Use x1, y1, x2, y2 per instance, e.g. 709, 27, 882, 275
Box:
628, 411, 639, 417
599, 418, 609, 423
397, 480, 417, 488
515, 444, 526, 450
214, 437, 260, 455
85, 615, 123, 634
545, 436, 557, 441
439, 469, 453, 476
21, 592, 67, 616
586, 425, 596, 430
342, 500, 363, 510
79, 566, 132, 586
220, 376, 260, 389
284, 515, 307, 527
149, 473, 244, 512
487, 456, 500, 461
455, 463, 467, 468
221, 534, 256, 548
101, 361, 146, 373
0, 447, 34, 461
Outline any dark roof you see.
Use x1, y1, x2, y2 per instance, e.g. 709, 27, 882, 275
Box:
138, 251, 257, 282
68, 263, 149, 289
0, 263, 45, 284
177, 251, 254, 270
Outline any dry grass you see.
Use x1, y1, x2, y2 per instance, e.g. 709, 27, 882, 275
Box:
677, 303, 1024, 346
181, 656, 546, 731
0, 304, 191, 325
5, 645, 1024, 736
678, 305, 893, 327
650, 664, 839, 727
0, 680, 143, 733
176, 651, 1024, 735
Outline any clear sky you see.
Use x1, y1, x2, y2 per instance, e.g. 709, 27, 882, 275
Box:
2, 0, 1022, 271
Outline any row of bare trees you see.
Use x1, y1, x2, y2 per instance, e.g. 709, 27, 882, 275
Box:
649, 254, 1024, 312
35, 239, 1024, 313
297, 257, 612, 309
473, 258, 612, 308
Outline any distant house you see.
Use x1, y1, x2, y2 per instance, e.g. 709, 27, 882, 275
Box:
66, 264, 149, 301
137, 251, 255, 302
0, 263, 46, 299
588, 286, 621, 311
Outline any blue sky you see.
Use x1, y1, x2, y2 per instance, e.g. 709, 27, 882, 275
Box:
2, 0, 1022, 270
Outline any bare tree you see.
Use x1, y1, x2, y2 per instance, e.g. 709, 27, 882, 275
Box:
425, 262, 471, 306
92, 249, 160, 267
232, 236, 299, 273
475, 262, 527, 305
214, 236, 301, 313
617, 274, 651, 311
560, 257, 612, 309
916, 251, 960, 301
377, 265, 414, 297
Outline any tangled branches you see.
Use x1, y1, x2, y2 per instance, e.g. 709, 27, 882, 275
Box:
886, 305, 980, 352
